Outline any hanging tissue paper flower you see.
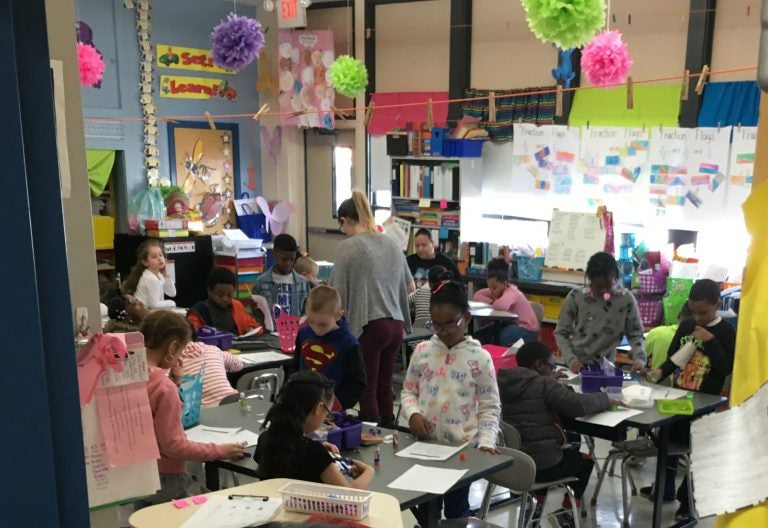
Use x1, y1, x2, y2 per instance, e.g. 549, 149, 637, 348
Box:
77, 42, 106, 87
328, 55, 368, 98
581, 30, 632, 86
210, 13, 265, 71
522, 0, 605, 50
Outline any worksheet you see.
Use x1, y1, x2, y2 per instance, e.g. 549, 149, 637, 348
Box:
388, 465, 468, 495
180, 496, 283, 528
395, 441, 468, 461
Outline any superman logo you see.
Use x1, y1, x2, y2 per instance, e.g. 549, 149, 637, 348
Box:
302, 341, 337, 370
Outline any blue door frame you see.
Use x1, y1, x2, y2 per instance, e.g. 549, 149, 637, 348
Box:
0, 0, 89, 525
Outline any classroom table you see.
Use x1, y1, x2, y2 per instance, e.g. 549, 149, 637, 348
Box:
128, 478, 403, 528
200, 404, 515, 528
469, 301, 519, 344
563, 390, 725, 528
226, 347, 293, 391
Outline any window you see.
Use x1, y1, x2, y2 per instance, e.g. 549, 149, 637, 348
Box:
332, 146, 353, 218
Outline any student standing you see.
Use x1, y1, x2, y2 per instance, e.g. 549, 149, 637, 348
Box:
330, 191, 414, 425
409, 265, 451, 324
252, 234, 311, 318
555, 252, 646, 373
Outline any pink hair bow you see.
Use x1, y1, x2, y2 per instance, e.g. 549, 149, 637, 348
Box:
77, 333, 128, 406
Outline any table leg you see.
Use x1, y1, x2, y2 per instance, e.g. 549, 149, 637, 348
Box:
205, 462, 220, 491
652, 425, 670, 528
423, 498, 442, 528
493, 321, 502, 345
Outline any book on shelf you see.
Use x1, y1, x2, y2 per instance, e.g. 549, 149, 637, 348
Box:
391, 163, 459, 201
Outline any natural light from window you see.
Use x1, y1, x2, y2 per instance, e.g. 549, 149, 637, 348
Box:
333, 146, 353, 216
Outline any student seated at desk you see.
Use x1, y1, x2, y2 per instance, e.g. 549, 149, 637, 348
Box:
104, 294, 149, 333
138, 311, 246, 508
173, 323, 244, 408
401, 280, 501, 523
473, 258, 539, 345
644, 279, 736, 521
254, 371, 374, 489
292, 285, 366, 411
555, 252, 646, 374
123, 240, 177, 309
498, 342, 615, 525
187, 267, 262, 336
252, 234, 311, 318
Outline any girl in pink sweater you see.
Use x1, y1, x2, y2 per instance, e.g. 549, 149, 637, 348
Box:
139, 311, 245, 507
473, 258, 539, 345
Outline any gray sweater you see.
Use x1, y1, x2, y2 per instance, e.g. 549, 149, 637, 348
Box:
330, 233, 413, 338
498, 367, 609, 469
554, 287, 646, 368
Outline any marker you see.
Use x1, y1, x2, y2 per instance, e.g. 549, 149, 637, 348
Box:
374, 447, 380, 467
228, 494, 269, 501
392, 430, 399, 450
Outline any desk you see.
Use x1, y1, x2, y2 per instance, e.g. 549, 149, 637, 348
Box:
565, 391, 725, 528
128, 478, 403, 528
202, 405, 514, 528
227, 348, 293, 392
469, 301, 518, 345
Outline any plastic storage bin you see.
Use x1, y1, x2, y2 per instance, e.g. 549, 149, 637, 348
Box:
482, 344, 518, 372
443, 138, 484, 158
638, 269, 667, 295
196, 326, 234, 350
516, 256, 545, 281
279, 481, 372, 520
325, 413, 363, 451
656, 398, 694, 415
580, 365, 623, 393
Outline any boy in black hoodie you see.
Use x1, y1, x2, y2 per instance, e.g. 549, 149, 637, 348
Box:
645, 278, 735, 521
498, 342, 616, 525
292, 285, 366, 410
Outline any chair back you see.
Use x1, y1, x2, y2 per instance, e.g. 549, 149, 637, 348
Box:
414, 317, 430, 329
529, 302, 544, 332
219, 387, 272, 406
486, 447, 537, 492
235, 367, 284, 398
500, 420, 522, 450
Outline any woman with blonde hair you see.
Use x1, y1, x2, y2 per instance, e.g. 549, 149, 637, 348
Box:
330, 191, 414, 425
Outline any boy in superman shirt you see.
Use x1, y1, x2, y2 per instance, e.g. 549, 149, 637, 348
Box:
645, 279, 736, 521
292, 285, 366, 410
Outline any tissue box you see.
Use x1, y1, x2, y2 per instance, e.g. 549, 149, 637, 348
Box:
580, 365, 623, 393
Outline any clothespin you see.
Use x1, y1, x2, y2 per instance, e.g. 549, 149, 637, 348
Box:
695, 65, 710, 95
204, 111, 216, 130
333, 106, 351, 121
364, 102, 376, 127
626, 77, 634, 110
426, 98, 434, 129
365, 28, 372, 39
252, 103, 269, 122
488, 91, 497, 123
738, 122, 743, 132
555, 86, 563, 117
681, 69, 690, 101
717, 121, 721, 132
289, 110, 306, 119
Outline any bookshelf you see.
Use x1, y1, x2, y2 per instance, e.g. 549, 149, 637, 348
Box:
390, 156, 462, 256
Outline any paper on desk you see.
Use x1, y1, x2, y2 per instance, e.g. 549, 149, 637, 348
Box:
237, 351, 291, 366
502, 339, 525, 357
180, 495, 282, 528
575, 407, 645, 428
238, 327, 262, 338
468, 301, 490, 309
186, 426, 260, 446
388, 464, 468, 495
95, 383, 159, 468
230, 428, 260, 446
395, 441, 469, 461
691, 382, 768, 518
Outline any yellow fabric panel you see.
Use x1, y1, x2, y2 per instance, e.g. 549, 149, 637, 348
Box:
569, 84, 681, 127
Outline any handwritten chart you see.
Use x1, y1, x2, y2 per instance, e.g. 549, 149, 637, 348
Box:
544, 210, 607, 270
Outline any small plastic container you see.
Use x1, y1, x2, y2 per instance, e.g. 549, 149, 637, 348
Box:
580, 365, 623, 393
516, 256, 546, 281
196, 326, 234, 350
279, 481, 372, 520
657, 398, 694, 415
325, 414, 363, 451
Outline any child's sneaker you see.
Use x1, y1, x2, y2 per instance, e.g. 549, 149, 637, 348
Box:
639, 485, 676, 503
547, 508, 575, 528
675, 506, 694, 522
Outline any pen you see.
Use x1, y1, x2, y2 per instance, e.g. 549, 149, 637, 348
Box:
228, 494, 269, 501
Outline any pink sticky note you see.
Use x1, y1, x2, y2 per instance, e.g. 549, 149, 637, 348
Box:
192, 496, 208, 505
439, 199, 448, 210
172, 499, 190, 509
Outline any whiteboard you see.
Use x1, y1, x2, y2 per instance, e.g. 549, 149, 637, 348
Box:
544, 210, 607, 270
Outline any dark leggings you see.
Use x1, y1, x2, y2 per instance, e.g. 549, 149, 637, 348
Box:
357, 318, 404, 424
536, 448, 595, 499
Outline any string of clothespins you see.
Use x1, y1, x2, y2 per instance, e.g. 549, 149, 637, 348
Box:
83, 64, 750, 126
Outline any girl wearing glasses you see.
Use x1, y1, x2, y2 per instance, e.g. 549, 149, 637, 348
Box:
401, 281, 501, 522
254, 371, 373, 489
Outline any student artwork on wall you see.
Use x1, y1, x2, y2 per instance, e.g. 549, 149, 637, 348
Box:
727, 126, 757, 211
647, 127, 692, 210
167, 121, 240, 234
511, 123, 580, 194
277, 29, 335, 129
684, 127, 732, 209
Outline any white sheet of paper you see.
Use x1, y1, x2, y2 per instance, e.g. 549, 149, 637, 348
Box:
575, 407, 645, 428
239, 328, 262, 338
395, 441, 469, 461
388, 464, 469, 495
186, 426, 260, 447
502, 339, 525, 357
691, 382, 768, 517
237, 351, 291, 366
180, 496, 282, 528
230, 429, 260, 447
468, 301, 490, 309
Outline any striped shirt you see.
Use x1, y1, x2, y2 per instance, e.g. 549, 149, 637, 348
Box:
174, 342, 244, 408
409, 286, 432, 324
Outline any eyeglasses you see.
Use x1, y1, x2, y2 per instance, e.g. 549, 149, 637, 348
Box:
321, 402, 332, 416
425, 315, 465, 334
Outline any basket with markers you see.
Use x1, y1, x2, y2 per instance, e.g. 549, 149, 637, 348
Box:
279, 482, 372, 520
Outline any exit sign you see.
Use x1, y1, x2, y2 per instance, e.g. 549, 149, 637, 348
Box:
278, 0, 307, 28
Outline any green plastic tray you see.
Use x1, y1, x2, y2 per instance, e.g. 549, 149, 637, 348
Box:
656, 399, 694, 415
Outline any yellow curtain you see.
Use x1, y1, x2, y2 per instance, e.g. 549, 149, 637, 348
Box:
569, 84, 681, 127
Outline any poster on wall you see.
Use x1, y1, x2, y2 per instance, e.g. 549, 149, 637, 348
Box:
159, 75, 238, 101
511, 124, 580, 194
278, 29, 335, 129
684, 127, 732, 209
167, 121, 239, 234
647, 127, 691, 209
727, 126, 757, 208
155, 44, 235, 75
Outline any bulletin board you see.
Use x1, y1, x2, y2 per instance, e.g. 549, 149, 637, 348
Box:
544, 210, 607, 270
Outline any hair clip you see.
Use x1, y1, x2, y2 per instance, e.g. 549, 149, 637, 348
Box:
432, 281, 448, 295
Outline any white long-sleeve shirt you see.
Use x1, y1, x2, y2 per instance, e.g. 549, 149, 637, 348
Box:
401, 336, 501, 448
135, 269, 177, 309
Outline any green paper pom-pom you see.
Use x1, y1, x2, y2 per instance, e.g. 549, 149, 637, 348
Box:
522, 0, 606, 50
328, 55, 368, 98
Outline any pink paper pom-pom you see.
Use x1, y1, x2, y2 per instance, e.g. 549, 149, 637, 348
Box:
77, 42, 105, 87
581, 30, 632, 87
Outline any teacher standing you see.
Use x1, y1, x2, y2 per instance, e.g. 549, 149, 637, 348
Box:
407, 228, 461, 288
330, 191, 415, 426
